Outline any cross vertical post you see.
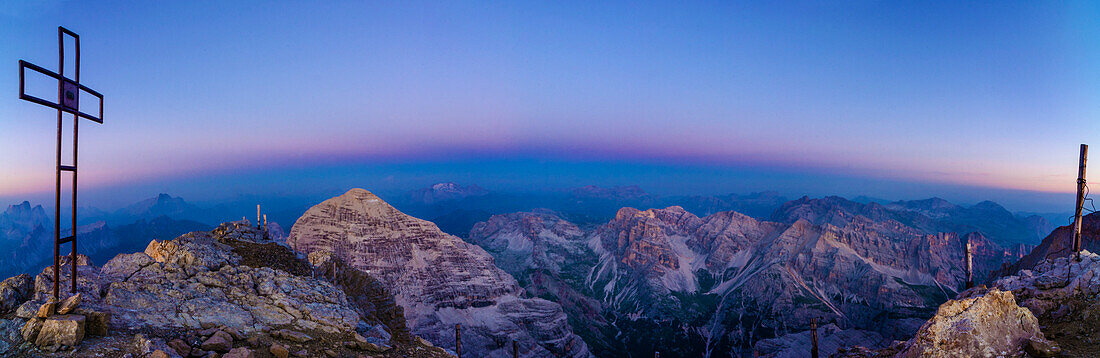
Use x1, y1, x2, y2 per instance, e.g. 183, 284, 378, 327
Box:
17, 26, 105, 300
1073, 144, 1088, 262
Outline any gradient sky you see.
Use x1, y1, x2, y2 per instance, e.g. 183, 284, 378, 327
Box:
1, 1, 1098, 212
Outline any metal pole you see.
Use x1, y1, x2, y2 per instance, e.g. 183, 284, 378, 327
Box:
52, 26, 63, 301
810, 318, 818, 358
455, 324, 461, 357
71, 107, 78, 294
71, 25, 80, 295
53, 100, 61, 300
1074, 144, 1088, 262
964, 240, 973, 289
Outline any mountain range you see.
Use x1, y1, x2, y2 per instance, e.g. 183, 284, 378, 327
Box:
0, 184, 1068, 357
468, 203, 1030, 356
276, 187, 1056, 357
392, 183, 1056, 247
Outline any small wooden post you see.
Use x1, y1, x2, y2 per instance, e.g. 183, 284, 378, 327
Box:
964, 240, 973, 289
513, 340, 518, 358
810, 318, 819, 358
1074, 144, 1088, 262
455, 324, 462, 357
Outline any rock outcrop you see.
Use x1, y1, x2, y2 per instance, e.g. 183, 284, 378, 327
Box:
895, 289, 1046, 357
993, 250, 1100, 356
0, 219, 451, 357
839, 251, 1100, 357
0, 274, 33, 313
288, 188, 591, 358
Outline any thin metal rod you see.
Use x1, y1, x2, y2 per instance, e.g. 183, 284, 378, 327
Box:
71, 113, 78, 293
1074, 144, 1088, 262
811, 318, 819, 358
964, 239, 973, 289
73, 31, 81, 272
455, 324, 461, 357
52, 26, 63, 301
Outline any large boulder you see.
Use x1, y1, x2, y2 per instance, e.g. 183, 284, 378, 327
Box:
73, 307, 111, 336
897, 289, 1049, 357
0, 319, 22, 356
34, 314, 86, 347
0, 274, 33, 313
20, 317, 43, 342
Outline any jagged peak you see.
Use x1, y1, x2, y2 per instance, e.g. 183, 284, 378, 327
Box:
614, 207, 644, 219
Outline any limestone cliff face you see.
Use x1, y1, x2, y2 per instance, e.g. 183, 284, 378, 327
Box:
467, 210, 608, 355
288, 189, 591, 358
578, 205, 1023, 355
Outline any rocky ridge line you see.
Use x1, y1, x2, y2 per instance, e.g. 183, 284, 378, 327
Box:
0, 219, 451, 357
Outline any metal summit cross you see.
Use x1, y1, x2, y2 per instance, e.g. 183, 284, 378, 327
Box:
18, 26, 105, 300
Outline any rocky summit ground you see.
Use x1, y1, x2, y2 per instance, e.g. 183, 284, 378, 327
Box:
837, 250, 1100, 358
0, 220, 452, 358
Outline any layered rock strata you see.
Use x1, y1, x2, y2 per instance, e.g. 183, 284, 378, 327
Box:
288, 188, 591, 358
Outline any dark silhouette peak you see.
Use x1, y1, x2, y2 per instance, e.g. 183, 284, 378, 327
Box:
892, 197, 958, 210
972, 200, 1006, 210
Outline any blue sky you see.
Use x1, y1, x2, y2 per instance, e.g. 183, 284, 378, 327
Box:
1, 1, 1098, 212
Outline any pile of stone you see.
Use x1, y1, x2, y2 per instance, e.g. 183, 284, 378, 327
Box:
145, 324, 385, 358
15, 292, 110, 353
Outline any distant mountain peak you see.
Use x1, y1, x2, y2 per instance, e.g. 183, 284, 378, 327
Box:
407, 182, 488, 204
120, 193, 196, 219
289, 188, 590, 357
972, 200, 1007, 211
570, 184, 652, 201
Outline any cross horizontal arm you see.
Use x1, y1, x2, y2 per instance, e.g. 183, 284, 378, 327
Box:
18, 60, 104, 123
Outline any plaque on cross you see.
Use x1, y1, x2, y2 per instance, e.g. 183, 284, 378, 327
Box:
17, 26, 105, 300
